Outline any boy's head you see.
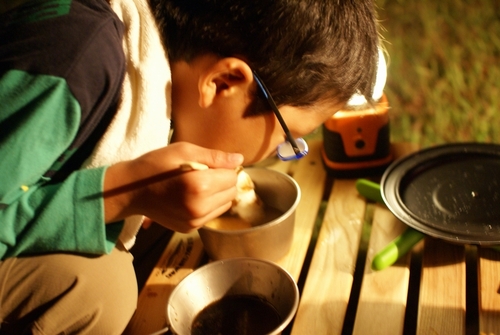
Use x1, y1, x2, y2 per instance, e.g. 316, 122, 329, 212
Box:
150, 0, 379, 109
149, 0, 380, 163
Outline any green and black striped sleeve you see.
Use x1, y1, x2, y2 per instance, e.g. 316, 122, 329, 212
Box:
0, 0, 126, 259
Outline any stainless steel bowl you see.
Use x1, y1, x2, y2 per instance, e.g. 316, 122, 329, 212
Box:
198, 168, 300, 261
166, 257, 299, 335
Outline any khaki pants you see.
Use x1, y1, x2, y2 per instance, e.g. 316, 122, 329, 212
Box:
0, 246, 137, 335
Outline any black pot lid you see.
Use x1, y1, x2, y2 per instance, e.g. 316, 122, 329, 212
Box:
381, 143, 500, 245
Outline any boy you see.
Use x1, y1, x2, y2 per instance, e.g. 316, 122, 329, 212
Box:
0, 0, 379, 333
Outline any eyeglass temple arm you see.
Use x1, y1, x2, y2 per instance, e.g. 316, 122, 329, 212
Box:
252, 73, 301, 154
270, 106, 301, 154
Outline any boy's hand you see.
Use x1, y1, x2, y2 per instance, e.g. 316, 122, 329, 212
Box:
103, 142, 244, 232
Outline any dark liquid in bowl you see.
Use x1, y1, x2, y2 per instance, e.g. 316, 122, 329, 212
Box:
191, 295, 281, 335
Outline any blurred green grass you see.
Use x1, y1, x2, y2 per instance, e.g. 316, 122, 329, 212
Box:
377, 0, 500, 147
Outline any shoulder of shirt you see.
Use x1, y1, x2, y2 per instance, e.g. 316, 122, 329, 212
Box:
1, 0, 120, 27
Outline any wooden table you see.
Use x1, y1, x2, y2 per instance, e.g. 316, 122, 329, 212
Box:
124, 140, 500, 335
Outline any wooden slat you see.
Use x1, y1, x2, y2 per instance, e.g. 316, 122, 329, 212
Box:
291, 179, 366, 335
478, 247, 500, 334
123, 231, 205, 335
417, 238, 466, 335
352, 141, 419, 335
352, 204, 411, 335
275, 140, 327, 281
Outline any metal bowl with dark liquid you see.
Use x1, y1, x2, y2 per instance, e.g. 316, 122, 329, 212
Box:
166, 258, 299, 335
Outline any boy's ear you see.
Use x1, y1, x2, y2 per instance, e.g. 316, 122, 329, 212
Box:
198, 58, 253, 108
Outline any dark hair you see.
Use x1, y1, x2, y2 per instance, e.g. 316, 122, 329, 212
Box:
149, 0, 379, 112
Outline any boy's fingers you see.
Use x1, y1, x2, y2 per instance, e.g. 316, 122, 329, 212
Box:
142, 217, 154, 229
167, 142, 244, 170
206, 150, 244, 169
188, 144, 243, 169
179, 161, 210, 171
179, 152, 243, 171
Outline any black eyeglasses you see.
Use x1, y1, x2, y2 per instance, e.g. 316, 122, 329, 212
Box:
253, 71, 308, 161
